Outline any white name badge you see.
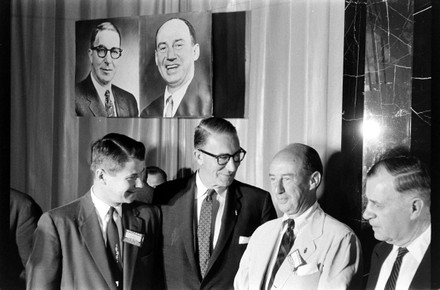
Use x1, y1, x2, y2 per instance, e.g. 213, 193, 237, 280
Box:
123, 229, 145, 247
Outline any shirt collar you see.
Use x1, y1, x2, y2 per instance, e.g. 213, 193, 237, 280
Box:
396, 224, 431, 263
90, 73, 113, 105
195, 171, 227, 199
91, 186, 122, 217
164, 74, 194, 116
282, 202, 318, 233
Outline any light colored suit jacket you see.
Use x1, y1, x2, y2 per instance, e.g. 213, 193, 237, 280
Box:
234, 205, 362, 290
26, 191, 162, 290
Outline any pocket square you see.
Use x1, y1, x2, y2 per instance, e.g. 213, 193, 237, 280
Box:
296, 263, 320, 276
238, 236, 250, 244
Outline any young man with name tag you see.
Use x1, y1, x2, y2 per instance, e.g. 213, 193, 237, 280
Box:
26, 133, 162, 289
235, 143, 363, 290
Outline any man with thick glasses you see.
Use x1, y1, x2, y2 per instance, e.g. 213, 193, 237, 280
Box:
153, 117, 277, 289
75, 22, 139, 117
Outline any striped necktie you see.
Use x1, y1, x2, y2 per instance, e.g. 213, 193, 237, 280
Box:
268, 219, 295, 288
384, 247, 408, 290
164, 95, 173, 117
105, 90, 115, 117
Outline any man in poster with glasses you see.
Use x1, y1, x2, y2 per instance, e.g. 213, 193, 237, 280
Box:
153, 117, 277, 289
75, 22, 139, 117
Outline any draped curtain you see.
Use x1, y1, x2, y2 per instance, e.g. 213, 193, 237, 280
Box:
11, 0, 344, 212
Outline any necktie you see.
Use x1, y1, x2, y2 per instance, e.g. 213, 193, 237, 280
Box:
164, 95, 173, 117
198, 189, 215, 278
268, 219, 295, 288
384, 247, 409, 290
105, 90, 115, 117
107, 207, 123, 286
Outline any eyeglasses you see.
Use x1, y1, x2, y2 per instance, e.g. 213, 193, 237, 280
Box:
198, 148, 246, 166
91, 45, 123, 59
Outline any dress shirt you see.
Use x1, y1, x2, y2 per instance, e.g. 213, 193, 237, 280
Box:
375, 225, 431, 290
162, 73, 193, 117
90, 73, 117, 116
195, 172, 226, 248
90, 187, 123, 256
264, 202, 319, 289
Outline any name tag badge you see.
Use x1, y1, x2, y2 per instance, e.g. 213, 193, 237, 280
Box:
123, 229, 145, 247
287, 249, 306, 272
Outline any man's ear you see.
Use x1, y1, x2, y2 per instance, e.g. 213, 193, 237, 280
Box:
96, 168, 106, 184
192, 43, 200, 61
309, 171, 321, 190
194, 149, 203, 165
88, 49, 93, 64
155, 50, 159, 66
409, 198, 424, 220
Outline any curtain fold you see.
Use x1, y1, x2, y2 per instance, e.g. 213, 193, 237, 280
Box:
11, 0, 344, 212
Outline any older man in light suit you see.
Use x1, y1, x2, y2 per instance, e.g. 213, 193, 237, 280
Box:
235, 143, 362, 290
26, 133, 162, 290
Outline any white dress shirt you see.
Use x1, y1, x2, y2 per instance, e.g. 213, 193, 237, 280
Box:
195, 172, 226, 249
91, 187, 123, 255
375, 225, 431, 290
162, 74, 193, 117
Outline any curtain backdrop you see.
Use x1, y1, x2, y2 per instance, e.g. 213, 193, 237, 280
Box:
11, 0, 344, 212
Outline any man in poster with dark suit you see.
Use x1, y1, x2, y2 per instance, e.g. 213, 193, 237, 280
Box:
153, 117, 277, 289
140, 17, 212, 118
26, 133, 162, 289
363, 153, 431, 290
76, 22, 139, 117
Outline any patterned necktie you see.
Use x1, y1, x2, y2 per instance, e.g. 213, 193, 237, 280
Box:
106, 207, 123, 286
198, 189, 215, 278
384, 247, 409, 290
268, 219, 295, 288
164, 95, 173, 117
105, 90, 115, 117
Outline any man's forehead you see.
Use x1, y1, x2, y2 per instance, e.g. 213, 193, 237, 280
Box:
94, 29, 120, 44
366, 169, 396, 197
158, 19, 190, 38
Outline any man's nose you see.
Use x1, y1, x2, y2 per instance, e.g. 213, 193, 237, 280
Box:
273, 180, 285, 195
225, 157, 238, 172
362, 204, 373, 220
135, 177, 144, 188
167, 48, 177, 59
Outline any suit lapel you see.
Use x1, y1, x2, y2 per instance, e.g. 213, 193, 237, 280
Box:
122, 205, 141, 290
366, 243, 392, 289
78, 192, 116, 290
85, 75, 106, 116
206, 181, 241, 274
112, 86, 128, 117
179, 178, 200, 277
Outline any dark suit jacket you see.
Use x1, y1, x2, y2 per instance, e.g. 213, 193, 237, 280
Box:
5, 189, 42, 290
75, 74, 139, 117
140, 78, 212, 118
153, 174, 277, 290
26, 191, 163, 290
366, 241, 431, 290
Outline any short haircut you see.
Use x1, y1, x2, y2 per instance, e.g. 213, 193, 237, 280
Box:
90, 133, 145, 175
90, 22, 121, 48
146, 166, 167, 181
155, 17, 197, 48
367, 151, 431, 203
285, 143, 323, 176
194, 117, 237, 149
